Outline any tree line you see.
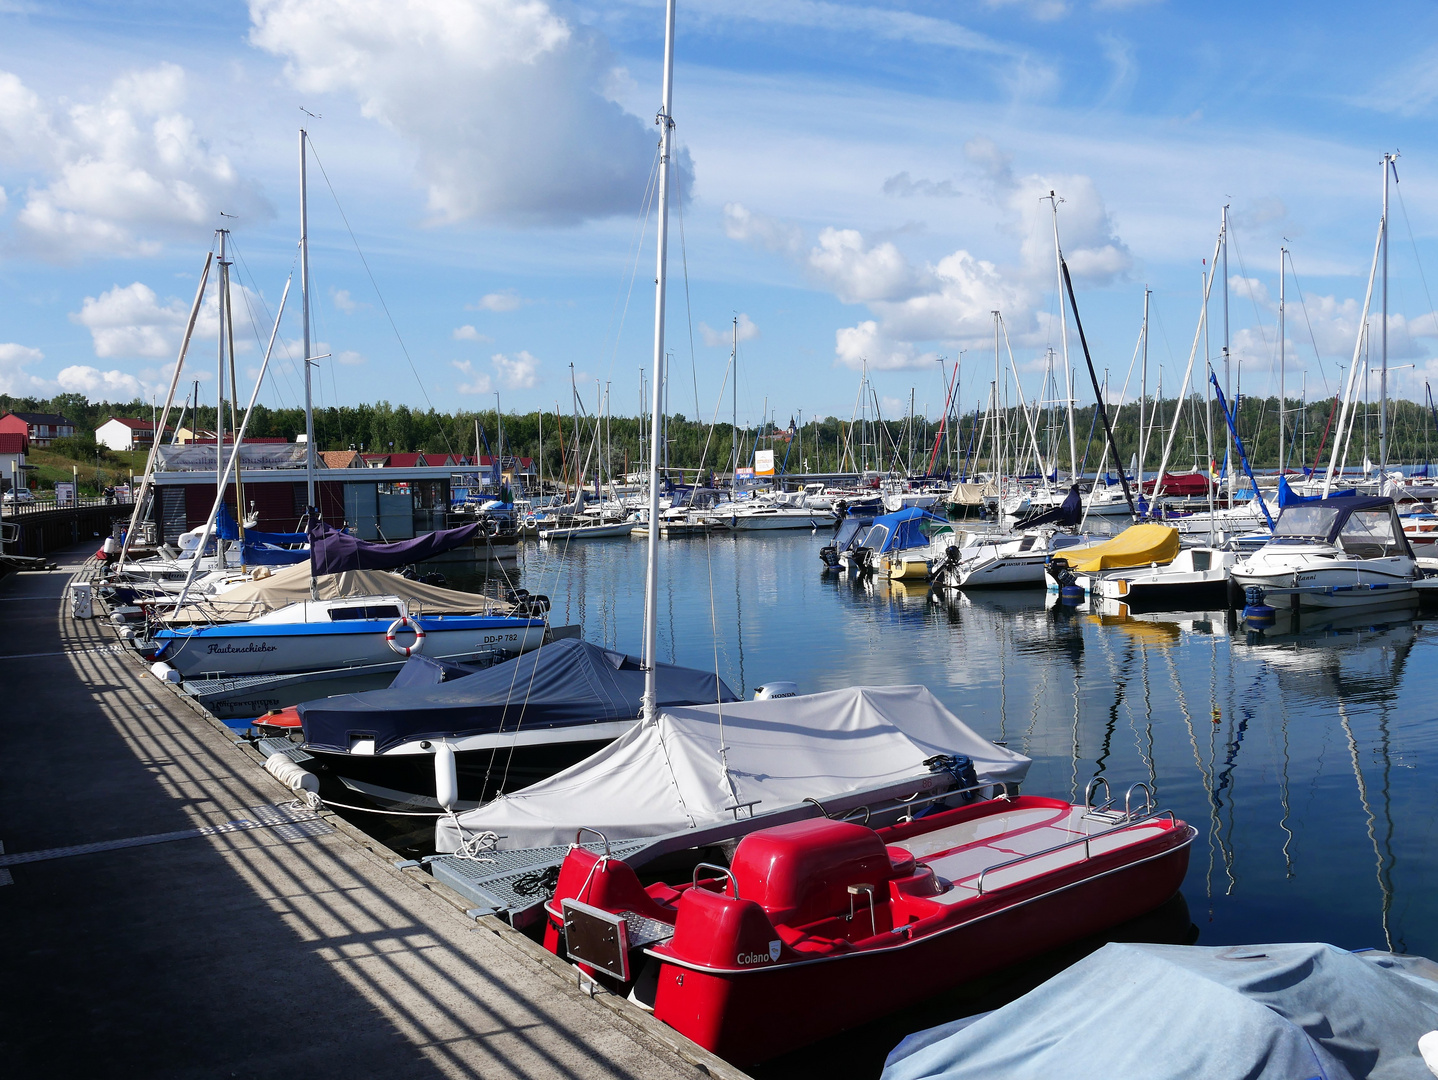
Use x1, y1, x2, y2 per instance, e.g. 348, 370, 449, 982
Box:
5, 389, 1438, 479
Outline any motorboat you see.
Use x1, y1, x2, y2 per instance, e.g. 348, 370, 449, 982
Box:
288, 639, 738, 799
545, 780, 1192, 1066
933, 532, 1052, 589
1045, 523, 1181, 593
1231, 496, 1417, 610
727, 503, 832, 531
1086, 545, 1237, 610
838, 507, 950, 576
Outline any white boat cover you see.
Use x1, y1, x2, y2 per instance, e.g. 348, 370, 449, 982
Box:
435, 684, 1031, 852
162, 561, 514, 624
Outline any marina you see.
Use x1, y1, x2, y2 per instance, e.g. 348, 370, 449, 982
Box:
8, 0, 1438, 1075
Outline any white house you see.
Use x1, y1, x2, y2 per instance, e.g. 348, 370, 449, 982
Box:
96, 417, 163, 452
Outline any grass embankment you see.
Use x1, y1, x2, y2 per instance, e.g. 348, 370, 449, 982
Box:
22, 447, 147, 497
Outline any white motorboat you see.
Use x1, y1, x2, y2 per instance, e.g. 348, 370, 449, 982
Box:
727, 505, 830, 530
1086, 545, 1237, 608
1230, 496, 1417, 610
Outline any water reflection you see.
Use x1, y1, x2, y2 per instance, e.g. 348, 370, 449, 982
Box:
488, 533, 1438, 959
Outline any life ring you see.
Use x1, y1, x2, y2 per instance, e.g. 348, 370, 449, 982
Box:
385, 614, 426, 657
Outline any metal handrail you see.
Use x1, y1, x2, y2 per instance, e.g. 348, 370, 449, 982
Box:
895, 782, 1012, 822
1083, 775, 1111, 812
1125, 782, 1153, 820
975, 809, 1177, 896
574, 827, 612, 857
692, 862, 740, 899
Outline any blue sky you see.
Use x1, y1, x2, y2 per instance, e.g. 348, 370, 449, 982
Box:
3, 0, 1438, 434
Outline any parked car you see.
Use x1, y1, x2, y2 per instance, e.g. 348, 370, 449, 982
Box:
2, 488, 36, 504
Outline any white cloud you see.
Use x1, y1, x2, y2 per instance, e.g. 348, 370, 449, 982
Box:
808, 227, 925, 304
470, 290, 524, 312
336, 349, 365, 366
451, 358, 492, 395
835, 320, 924, 371
983, 0, 1070, 22
491, 349, 539, 389
882, 171, 960, 198
0, 342, 56, 395
453, 324, 492, 342
699, 313, 759, 347
723, 202, 804, 255
56, 364, 144, 399
249, 0, 677, 225
0, 65, 268, 260
331, 288, 358, 314
71, 280, 257, 360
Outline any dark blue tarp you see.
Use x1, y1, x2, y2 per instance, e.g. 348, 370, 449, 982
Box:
883, 942, 1438, 1080
299, 638, 739, 753
1015, 485, 1081, 529
387, 654, 485, 689
865, 506, 947, 554
1277, 476, 1359, 508
240, 542, 309, 566
308, 520, 481, 575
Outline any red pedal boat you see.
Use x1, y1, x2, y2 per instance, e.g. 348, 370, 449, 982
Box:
545, 783, 1195, 1065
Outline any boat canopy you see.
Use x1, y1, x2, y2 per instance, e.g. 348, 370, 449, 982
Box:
948, 481, 998, 507
1141, 472, 1211, 497
435, 684, 1032, 852
1270, 496, 1413, 555
300, 638, 738, 755
882, 941, 1438, 1080
860, 507, 949, 554
160, 561, 515, 624
1052, 523, 1180, 573
308, 520, 481, 575
1276, 476, 1358, 508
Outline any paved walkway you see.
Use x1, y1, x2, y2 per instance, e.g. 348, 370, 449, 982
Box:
0, 550, 743, 1079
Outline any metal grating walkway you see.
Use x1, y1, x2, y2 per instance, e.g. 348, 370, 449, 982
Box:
432, 837, 651, 923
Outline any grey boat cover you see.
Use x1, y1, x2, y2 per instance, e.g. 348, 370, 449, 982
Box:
883, 941, 1438, 1080
299, 638, 737, 754
435, 684, 1031, 852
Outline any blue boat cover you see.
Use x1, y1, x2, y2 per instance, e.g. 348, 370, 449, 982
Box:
386, 653, 485, 688
298, 637, 739, 753
308, 520, 481, 575
1277, 476, 1358, 508
883, 942, 1438, 1080
865, 506, 948, 554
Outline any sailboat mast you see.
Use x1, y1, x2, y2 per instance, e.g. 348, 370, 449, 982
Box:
1138, 288, 1149, 494
300, 129, 316, 512
216, 229, 228, 490
731, 315, 738, 482
1381, 152, 1395, 476
1221, 205, 1231, 502
1049, 193, 1079, 483
1279, 246, 1286, 476
641, 0, 677, 718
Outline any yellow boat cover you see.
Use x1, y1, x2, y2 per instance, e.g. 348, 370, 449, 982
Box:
1057, 523, 1180, 573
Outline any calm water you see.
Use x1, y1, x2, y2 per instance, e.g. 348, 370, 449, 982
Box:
497, 530, 1438, 961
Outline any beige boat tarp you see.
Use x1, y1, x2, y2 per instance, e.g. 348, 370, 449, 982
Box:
947, 480, 999, 507
162, 561, 514, 624
1057, 523, 1181, 574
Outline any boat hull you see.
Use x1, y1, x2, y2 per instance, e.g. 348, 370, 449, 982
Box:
728, 512, 829, 531
1231, 562, 1415, 609
947, 553, 1047, 589
650, 836, 1190, 1065
154, 616, 546, 678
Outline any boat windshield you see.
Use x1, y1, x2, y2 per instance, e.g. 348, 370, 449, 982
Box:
860, 524, 890, 550
1339, 509, 1404, 557
1271, 505, 1341, 541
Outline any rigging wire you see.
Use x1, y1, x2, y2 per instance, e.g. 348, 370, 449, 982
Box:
673, 165, 703, 422
305, 136, 456, 458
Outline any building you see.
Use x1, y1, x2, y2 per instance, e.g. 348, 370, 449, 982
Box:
96, 417, 168, 452
0, 432, 26, 489
0, 411, 75, 448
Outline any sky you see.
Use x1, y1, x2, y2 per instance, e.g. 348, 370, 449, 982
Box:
4, 0, 1438, 434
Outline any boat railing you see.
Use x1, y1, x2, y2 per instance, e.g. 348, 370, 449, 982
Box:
1083, 775, 1112, 813
1124, 782, 1153, 820
692, 862, 740, 899
974, 809, 1179, 896
573, 827, 612, 856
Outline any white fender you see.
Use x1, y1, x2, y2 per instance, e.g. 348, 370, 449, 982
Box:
434, 742, 459, 811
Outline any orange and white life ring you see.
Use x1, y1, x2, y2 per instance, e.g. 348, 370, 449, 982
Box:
385, 614, 426, 657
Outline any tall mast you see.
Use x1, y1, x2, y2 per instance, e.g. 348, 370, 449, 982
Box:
1048, 192, 1079, 482
731, 315, 738, 482
1138, 287, 1149, 494
1279, 246, 1286, 476
993, 311, 1002, 484
300, 129, 316, 511
1221, 205, 1231, 501
216, 228, 228, 495
1381, 152, 1395, 476
641, 0, 677, 720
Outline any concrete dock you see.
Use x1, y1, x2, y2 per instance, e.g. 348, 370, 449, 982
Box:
0, 548, 747, 1079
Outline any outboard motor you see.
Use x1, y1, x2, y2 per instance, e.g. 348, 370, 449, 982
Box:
753, 681, 799, 701
932, 544, 962, 588
921, 754, 981, 811
819, 543, 840, 569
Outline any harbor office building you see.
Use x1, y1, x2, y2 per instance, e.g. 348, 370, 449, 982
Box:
146, 443, 531, 541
